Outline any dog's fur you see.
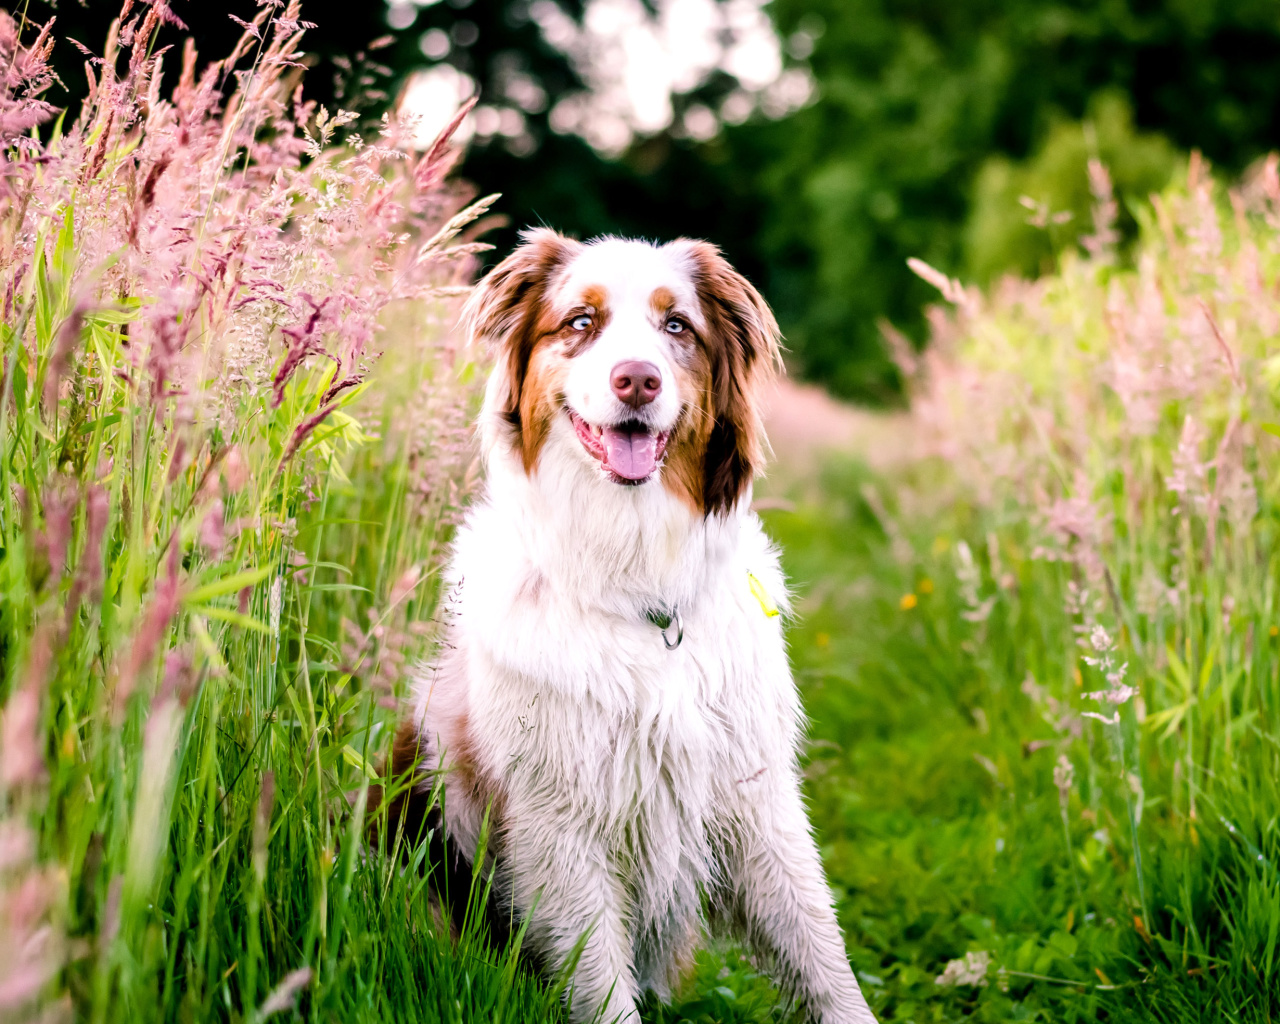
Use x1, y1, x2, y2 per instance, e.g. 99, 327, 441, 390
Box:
392, 231, 877, 1023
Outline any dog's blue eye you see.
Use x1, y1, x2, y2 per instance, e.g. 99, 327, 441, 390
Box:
665, 319, 685, 334
571, 315, 592, 331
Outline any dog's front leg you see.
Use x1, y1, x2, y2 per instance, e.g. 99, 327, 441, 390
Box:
727, 777, 878, 1024
506, 813, 639, 1023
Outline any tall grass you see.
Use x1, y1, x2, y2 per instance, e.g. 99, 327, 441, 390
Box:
0, 5, 565, 1020
885, 153, 1280, 1019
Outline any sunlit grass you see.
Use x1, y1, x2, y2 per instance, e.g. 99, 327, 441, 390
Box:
754, 158, 1280, 1023
0, 6, 563, 1021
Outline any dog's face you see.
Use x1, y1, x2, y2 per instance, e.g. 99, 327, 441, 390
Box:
468, 230, 780, 516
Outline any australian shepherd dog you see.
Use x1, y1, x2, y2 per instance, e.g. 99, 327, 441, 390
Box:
386, 230, 878, 1023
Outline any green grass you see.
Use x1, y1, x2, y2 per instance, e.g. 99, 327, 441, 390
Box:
0, 186, 567, 1022
762, 463, 1127, 1023
750, 450, 1280, 1023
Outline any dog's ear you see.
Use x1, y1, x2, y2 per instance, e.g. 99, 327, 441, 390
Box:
674, 240, 782, 516
465, 228, 580, 423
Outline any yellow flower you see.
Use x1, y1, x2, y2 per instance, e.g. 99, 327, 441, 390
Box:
900, 593, 918, 610
1270, 625, 1279, 638
918, 577, 934, 594
815, 631, 830, 648
932, 535, 950, 555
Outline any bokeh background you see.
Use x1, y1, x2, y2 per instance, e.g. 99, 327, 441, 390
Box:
48, 0, 1280, 401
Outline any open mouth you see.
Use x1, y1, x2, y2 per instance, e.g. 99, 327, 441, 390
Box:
570, 411, 670, 484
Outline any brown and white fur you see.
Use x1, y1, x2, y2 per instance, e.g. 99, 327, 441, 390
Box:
391, 230, 878, 1024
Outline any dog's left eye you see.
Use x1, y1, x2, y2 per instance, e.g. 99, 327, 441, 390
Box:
665, 318, 686, 334
570, 315, 592, 331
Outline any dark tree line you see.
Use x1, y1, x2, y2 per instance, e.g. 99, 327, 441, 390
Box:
29, 0, 1280, 400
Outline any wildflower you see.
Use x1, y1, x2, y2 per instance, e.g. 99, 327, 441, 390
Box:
36, 483, 75, 586
1080, 621, 1135, 715
258, 967, 313, 1018
1083, 685, 1138, 705
907, 257, 973, 310
44, 305, 88, 412
68, 484, 109, 614
1053, 755, 1074, 811
253, 771, 275, 884
200, 499, 226, 555
222, 446, 249, 492
1089, 624, 1112, 653
1081, 159, 1120, 262
918, 577, 934, 594
1021, 673, 1083, 738
954, 540, 994, 623
269, 576, 283, 648
1167, 416, 1209, 514
935, 950, 991, 987
1020, 194, 1074, 230
389, 564, 423, 608
115, 538, 182, 714
1, 627, 53, 788
159, 647, 197, 706
1042, 489, 1111, 582
900, 593, 918, 610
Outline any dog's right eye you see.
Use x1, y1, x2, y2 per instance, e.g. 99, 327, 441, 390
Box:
570, 315, 592, 331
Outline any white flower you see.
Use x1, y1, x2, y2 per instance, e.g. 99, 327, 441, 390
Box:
936, 951, 992, 987
269, 575, 283, 660
1083, 685, 1137, 705
1053, 755, 1074, 810
1090, 624, 1113, 652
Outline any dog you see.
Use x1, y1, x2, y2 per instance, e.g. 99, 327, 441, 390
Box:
388, 230, 878, 1024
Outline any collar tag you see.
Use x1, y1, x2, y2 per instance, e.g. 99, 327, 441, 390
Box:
748, 572, 780, 618
644, 604, 683, 649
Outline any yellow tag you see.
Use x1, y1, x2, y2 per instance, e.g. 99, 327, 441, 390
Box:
748, 572, 779, 617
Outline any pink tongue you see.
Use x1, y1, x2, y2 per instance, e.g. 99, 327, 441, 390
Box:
602, 426, 657, 480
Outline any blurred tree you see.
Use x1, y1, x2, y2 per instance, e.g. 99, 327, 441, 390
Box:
37, 0, 412, 118
722, 0, 1280, 399
964, 91, 1179, 284
32, 1, 1280, 400
405, 0, 1280, 400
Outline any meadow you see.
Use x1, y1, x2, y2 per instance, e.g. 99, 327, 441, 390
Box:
2, 5, 1278, 1023
757, 158, 1280, 1023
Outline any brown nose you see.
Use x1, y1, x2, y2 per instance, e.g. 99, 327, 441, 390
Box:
611, 360, 662, 408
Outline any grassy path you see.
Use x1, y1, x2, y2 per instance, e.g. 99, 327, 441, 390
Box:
644, 455, 1154, 1024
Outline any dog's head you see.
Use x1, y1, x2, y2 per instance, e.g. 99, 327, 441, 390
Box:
467, 230, 781, 516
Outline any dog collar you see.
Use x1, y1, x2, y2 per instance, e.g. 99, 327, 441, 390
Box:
644, 604, 684, 650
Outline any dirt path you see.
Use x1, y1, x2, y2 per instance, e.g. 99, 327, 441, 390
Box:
761, 377, 914, 481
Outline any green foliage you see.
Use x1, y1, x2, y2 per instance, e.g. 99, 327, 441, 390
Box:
964, 91, 1179, 284
762, 468, 1129, 1021
710, 0, 1280, 399
0, 219, 563, 1022
46, 0, 1280, 401
0, 8, 563, 1020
